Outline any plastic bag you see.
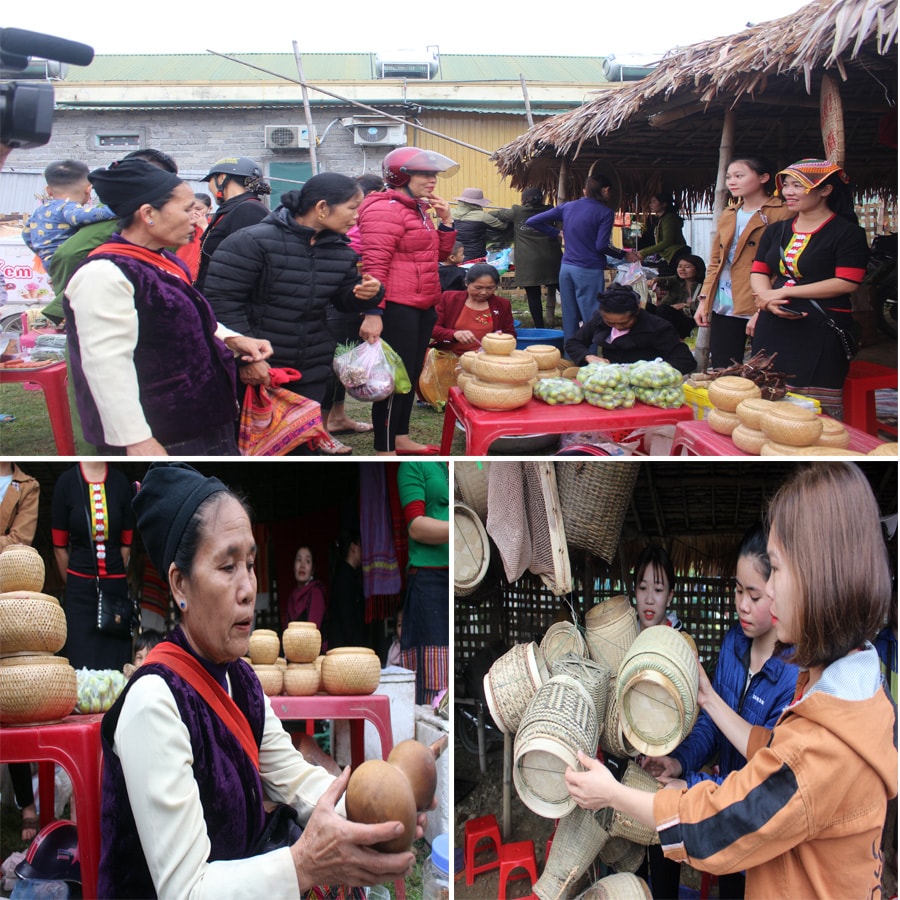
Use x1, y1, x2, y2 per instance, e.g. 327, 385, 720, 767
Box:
533, 377, 584, 405
380, 339, 411, 394
75, 668, 128, 713
417, 348, 459, 410
333, 340, 396, 402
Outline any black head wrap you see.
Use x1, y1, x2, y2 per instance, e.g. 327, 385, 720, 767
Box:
600, 285, 640, 314
88, 158, 183, 217
132, 462, 227, 580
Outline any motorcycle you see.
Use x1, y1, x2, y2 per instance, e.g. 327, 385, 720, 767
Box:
865, 232, 897, 338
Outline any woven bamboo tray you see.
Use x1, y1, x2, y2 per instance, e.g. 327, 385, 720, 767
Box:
0, 592, 66, 655
483, 641, 548, 734
455, 503, 491, 597
579, 872, 653, 900
555, 463, 639, 564
0, 545, 45, 593
0, 654, 77, 725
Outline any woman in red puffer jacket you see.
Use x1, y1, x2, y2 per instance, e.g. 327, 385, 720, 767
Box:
357, 147, 458, 454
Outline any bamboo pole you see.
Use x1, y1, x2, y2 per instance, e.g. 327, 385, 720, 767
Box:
557, 157, 569, 203
207, 49, 494, 156
292, 44, 317, 172
695, 107, 736, 372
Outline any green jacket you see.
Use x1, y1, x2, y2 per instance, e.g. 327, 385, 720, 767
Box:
639, 211, 687, 262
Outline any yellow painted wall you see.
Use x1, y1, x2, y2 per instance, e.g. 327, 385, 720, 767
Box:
409, 113, 545, 210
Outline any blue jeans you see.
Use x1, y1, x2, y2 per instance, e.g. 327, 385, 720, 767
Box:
559, 263, 605, 340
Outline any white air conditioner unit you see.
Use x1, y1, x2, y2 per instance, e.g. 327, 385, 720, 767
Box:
264, 125, 310, 150
352, 123, 406, 146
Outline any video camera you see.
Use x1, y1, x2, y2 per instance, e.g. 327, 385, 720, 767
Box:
0, 27, 94, 149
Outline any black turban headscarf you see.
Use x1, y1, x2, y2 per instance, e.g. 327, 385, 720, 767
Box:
89, 157, 183, 217
133, 462, 227, 580
599, 284, 640, 314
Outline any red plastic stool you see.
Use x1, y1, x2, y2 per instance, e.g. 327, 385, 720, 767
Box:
464, 813, 502, 885
498, 839, 538, 898
843, 360, 898, 437
700, 871, 719, 899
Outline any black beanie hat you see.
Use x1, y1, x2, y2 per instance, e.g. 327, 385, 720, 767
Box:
133, 463, 227, 580
600, 284, 640, 314
89, 158, 183, 217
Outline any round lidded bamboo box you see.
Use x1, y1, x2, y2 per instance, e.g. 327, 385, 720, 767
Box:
760, 404, 823, 447
707, 376, 761, 412
707, 407, 741, 437
735, 397, 777, 431
284, 663, 320, 696
282, 621, 321, 663
0, 591, 67, 655
253, 664, 283, 696
0, 654, 77, 725
480, 332, 517, 356
463, 377, 534, 411
0, 545, 45, 593
248, 629, 280, 666
321, 647, 380, 695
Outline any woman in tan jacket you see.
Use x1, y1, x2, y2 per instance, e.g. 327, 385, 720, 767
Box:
694, 156, 792, 369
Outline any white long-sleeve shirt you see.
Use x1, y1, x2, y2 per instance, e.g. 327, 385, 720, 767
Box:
113, 672, 342, 899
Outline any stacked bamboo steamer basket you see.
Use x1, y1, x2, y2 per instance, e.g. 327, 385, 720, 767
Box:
524, 344, 563, 381
0, 544, 77, 725
464, 334, 539, 411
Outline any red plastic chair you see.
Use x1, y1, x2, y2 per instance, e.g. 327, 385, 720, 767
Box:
843, 360, 898, 437
464, 813, 502, 885
498, 839, 538, 899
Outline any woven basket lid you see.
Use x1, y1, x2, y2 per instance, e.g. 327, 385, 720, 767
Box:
708, 376, 761, 412
868, 442, 899, 456
759, 409, 824, 446
455, 504, 490, 596
455, 462, 490, 522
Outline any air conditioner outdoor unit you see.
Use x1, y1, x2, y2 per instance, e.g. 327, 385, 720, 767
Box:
264, 125, 310, 150
352, 123, 406, 146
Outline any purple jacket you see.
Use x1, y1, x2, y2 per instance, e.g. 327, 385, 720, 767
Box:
526, 197, 623, 270
98, 628, 269, 899
64, 235, 238, 448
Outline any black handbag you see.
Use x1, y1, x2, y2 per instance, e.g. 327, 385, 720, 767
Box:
82, 498, 135, 638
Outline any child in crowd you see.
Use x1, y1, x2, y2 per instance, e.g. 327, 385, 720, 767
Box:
640, 524, 800, 899
632, 543, 684, 632
387, 608, 403, 667
22, 160, 118, 268
439, 242, 467, 293
123, 628, 163, 678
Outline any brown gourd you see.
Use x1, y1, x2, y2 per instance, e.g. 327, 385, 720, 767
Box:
345, 759, 417, 853
387, 739, 438, 811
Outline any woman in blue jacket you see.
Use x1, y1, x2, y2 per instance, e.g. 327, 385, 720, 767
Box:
641, 524, 799, 899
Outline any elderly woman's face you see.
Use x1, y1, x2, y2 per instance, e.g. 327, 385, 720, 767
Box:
147, 182, 197, 248
173, 495, 257, 665
466, 275, 498, 301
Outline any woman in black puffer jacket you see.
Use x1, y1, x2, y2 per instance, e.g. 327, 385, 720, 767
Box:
204, 173, 384, 452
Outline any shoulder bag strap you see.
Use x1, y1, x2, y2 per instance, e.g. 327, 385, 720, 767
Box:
145, 642, 260, 770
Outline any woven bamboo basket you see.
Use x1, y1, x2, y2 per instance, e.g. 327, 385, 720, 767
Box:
760, 405, 823, 446
869, 442, 899, 456
480, 332, 517, 355
707, 376, 761, 412
599, 678, 638, 758
550, 652, 610, 724
464, 377, 533, 411
275, 657, 287, 669
525, 344, 562, 370
321, 647, 380, 695
253, 664, 283, 696
601, 837, 645, 874
473, 351, 539, 385
456, 371, 474, 392
0, 545, 45, 593
731, 424, 767, 455
459, 350, 480, 373
816, 418, 851, 449
579, 872, 653, 900
248, 629, 280, 666
455, 461, 490, 522
707, 407, 741, 437
555, 463, 639, 564
617, 626, 699, 756
584, 596, 640, 674
534, 805, 611, 900
759, 440, 820, 456
282, 622, 321, 663
284, 663, 321, 696
0, 592, 66, 654
608, 761, 661, 845
541, 622, 587, 667
514, 675, 599, 818
735, 398, 777, 431
483, 641, 548, 734
455, 504, 491, 597
0, 654, 77, 725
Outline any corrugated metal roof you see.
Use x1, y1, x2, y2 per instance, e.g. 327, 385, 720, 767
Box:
61, 52, 610, 85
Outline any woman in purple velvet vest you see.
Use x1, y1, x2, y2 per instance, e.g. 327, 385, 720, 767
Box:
63, 158, 273, 456
98, 463, 421, 898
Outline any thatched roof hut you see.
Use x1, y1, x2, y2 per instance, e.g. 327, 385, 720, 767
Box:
493, 0, 897, 210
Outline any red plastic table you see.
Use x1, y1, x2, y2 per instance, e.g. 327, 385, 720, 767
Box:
270, 693, 394, 765
0, 361, 76, 455
441, 386, 694, 455
0, 714, 104, 899
668, 419, 887, 456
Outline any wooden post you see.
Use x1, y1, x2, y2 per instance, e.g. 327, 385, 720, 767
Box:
292, 43, 318, 172
557, 157, 569, 204
694, 108, 736, 372
520, 74, 535, 128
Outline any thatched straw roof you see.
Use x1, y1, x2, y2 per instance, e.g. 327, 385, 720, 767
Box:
493, 0, 897, 209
